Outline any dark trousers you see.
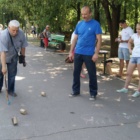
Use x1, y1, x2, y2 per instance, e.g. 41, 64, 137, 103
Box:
0, 61, 17, 93
72, 53, 97, 96
40, 39, 44, 47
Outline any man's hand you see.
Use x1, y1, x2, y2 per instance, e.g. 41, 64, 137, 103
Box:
22, 56, 26, 67
68, 52, 74, 62
115, 37, 121, 42
119, 40, 128, 43
2, 66, 7, 75
92, 53, 98, 62
115, 38, 119, 42
19, 55, 26, 67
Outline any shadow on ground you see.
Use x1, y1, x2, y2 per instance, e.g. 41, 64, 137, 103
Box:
28, 34, 138, 85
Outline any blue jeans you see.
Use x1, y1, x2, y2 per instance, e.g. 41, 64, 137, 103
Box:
72, 53, 97, 96
0, 61, 17, 93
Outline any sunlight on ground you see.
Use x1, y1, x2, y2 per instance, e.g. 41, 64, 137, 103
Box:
114, 97, 121, 102
16, 76, 25, 80
102, 34, 110, 39
28, 34, 139, 85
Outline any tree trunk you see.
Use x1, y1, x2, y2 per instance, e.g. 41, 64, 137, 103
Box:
110, 6, 121, 57
134, 0, 138, 32
101, 0, 121, 57
93, 0, 100, 22
123, 0, 127, 20
77, 2, 81, 21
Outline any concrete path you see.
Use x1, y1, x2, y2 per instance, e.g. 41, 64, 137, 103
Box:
0, 44, 140, 140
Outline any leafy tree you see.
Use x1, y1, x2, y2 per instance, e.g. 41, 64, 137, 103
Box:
0, 0, 139, 56
101, 0, 121, 57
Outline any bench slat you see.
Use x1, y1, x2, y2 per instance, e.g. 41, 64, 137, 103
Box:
51, 34, 65, 42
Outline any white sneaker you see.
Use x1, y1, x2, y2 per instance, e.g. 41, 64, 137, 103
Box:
116, 88, 128, 93
89, 96, 96, 101
132, 91, 140, 98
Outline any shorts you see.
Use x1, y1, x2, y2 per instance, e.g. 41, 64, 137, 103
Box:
118, 48, 130, 60
130, 57, 140, 64
43, 38, 48, 47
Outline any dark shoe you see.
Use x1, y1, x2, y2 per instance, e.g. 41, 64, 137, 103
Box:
89, 96, 96, 101
69, 93, 80, 97
8, 92, 17, 97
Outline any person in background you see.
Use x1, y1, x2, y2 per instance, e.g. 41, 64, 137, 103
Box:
115, 20, 134, 78
68, 6, 102, 101
117, 23, 140, 97
0, 20, 28, 97
0, 24, 3, 31
0, 24, 3, 35
39, 32, 45, 48
31, 25, 36, 38
43, 25, 51, 51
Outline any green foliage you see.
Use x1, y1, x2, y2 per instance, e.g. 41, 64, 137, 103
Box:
0, 0, 139, 35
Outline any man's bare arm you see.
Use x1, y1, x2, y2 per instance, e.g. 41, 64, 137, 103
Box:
95, 34, 102, 54
92, 34, 102, 62
20, 47, 25, 56
69, 34, 78, 61
1, 52, 7, 74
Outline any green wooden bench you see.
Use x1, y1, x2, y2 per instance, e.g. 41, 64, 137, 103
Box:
48, 34, 66, 50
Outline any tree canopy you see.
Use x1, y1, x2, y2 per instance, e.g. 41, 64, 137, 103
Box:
0, 0, 139, 56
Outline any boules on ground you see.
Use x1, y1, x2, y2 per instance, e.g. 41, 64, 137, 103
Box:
41, 91, 46, 97
20, 108, 27, 115
11, 116, 18, 126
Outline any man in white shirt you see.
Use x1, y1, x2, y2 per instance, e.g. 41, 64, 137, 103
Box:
115, 20, 134, 77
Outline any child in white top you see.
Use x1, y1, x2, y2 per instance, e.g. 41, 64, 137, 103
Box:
116, 23, 140, 97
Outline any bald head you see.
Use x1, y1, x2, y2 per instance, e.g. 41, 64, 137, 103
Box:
82, 6, 92, 13
81, 6, 92, 21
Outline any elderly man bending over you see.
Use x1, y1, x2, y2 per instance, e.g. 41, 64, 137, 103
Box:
0, 20, 28, 97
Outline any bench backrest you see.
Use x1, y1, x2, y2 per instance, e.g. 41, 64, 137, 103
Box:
51, 34, 65, 42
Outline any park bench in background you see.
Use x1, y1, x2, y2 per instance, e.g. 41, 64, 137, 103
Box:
48, 34, 66, 51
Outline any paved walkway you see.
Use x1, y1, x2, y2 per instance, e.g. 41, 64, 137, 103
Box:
0, 43, 140, 140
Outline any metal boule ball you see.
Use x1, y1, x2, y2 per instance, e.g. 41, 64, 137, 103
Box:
12, 116, 18, 126
41, 91, 46, 97
20, 108, 27, 115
